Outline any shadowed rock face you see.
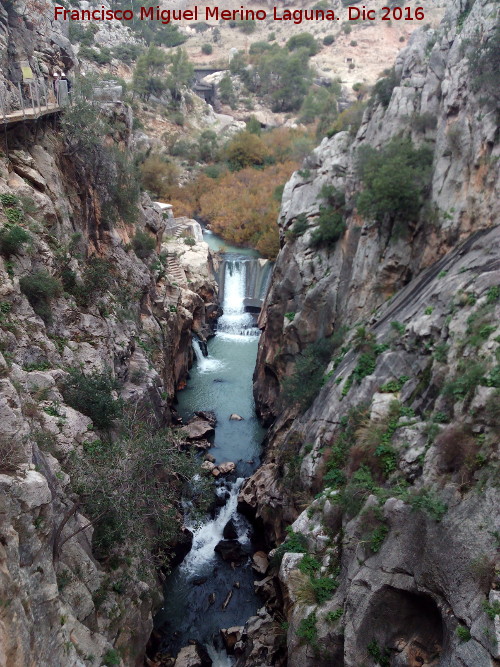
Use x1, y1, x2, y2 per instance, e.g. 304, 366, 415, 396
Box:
357, 587, 443, 667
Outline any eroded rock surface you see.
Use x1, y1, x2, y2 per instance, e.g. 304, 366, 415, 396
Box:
247, 2, 500, 666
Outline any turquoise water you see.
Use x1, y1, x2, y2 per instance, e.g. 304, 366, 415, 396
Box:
202, 228, 260, 257
154, 252, 267, 663
177, 334, 265, 477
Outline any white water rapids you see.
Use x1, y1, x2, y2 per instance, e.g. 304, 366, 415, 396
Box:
217, 260, 260, 336
181, 479, 249, 575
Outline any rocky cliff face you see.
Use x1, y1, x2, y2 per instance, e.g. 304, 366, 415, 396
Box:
0, 60, 219, 667
254, 0, 499, 424
244, 1, 500, 665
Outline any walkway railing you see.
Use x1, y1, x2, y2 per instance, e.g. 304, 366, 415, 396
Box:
0, 77, 67, 125
0, 76, 124, 126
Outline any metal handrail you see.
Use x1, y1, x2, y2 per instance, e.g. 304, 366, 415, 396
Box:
1, 74, 124, 125
0, 77, 64, 124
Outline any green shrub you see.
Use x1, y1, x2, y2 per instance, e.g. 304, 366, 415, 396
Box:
288, 214, 309, 239
379, 376, 409, 392
369, 523, 389, 553
372, 67, 398, 107
298, 554, 321, 576
237, 18, 256, 33
323, 35, 335, 46
357, 138, 433, 227
0, 193, 19, 207
192, 21, 210, 32
271, 527, 308, 566
326, 100, 366, 138
132, 229, 156, 260
0, 225, 29, 257
296, 611, 318, 647
442, 360, 485, 401
456, 625, 471, 642
19, 270, 62, 324
62, 368, 121, 429
201, 43, 213, 55
325, 608, 343, 623
466, 304, 496, 347
102, 649, 121, 666
218, 73, 237, 107
4, 207, 23, 224
68, 22, 98, 46
486, 285, 500, 304
79, 45, 113, 65
483, 366, 500, 389
482, 599, 500, 620
183, 236, 196, 246
71, 428, 206, 565
309, 185, 346, 248
113, 43, 143, 64
412, 112, 438, 132
286, 33, 319, 56
282, 337, 336, 409
433, 343, 449, 363
311, 576, 337, 604
367, 639, 390, 667
68, 257, 114, 308
469, 25, 500, 103
404, 488, 447, 521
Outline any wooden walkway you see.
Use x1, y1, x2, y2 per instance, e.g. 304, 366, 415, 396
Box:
1, 103, 60, 126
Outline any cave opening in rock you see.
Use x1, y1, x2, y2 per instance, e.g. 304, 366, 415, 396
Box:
358, 586, 444, 667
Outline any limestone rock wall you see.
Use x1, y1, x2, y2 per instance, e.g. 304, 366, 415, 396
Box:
246, 1, 500, 666
254, 0, 499, 424
0, 117, 219, 666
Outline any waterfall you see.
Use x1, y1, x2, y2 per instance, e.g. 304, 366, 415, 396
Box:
154, 241, 265, 662
181, 479, 249, 575
192, 337, 223, 373
218, 259, 262, 336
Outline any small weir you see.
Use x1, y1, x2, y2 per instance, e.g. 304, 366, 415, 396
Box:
152, 235, 269, 665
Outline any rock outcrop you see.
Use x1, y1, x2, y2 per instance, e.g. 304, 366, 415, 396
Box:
0, 25, 220, 665
247, 1, 500, 666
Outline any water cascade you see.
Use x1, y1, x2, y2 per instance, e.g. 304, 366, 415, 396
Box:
192, 337, 224, 373
217, 259, 259, 336
152, 247, 268, 664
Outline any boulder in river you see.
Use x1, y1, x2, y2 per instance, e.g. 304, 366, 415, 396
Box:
229, 413, 244, 420
214, 539, 246, 564
220, 626, 243, 654
223, 519, 238, 540
218, 461, 236, 475
201, 461, 215, 472
195, 439, 213, 450
173, 643, 212, 667
204, 453, 216, 463
251, 550, 269, 575
195, 410, 217, 426
192, 577, 208, 586
180, 417, 215, 440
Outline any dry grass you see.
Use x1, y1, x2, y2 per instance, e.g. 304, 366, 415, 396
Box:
436, 425, 478, 475
0, 436, 24, 474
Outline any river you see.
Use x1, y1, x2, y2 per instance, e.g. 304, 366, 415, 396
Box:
153, 232, 270, 664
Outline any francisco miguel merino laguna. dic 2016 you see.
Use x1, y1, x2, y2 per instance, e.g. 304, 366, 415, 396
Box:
53, 4, 426, 25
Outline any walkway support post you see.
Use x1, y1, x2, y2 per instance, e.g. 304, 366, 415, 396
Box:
18, 83, 25, 119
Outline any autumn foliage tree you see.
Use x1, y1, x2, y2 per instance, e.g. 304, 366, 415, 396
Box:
198, 162, 297, 257
224, 131, 269, 170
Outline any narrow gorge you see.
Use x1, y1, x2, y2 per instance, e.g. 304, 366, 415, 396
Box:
0, 0, 499, 666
